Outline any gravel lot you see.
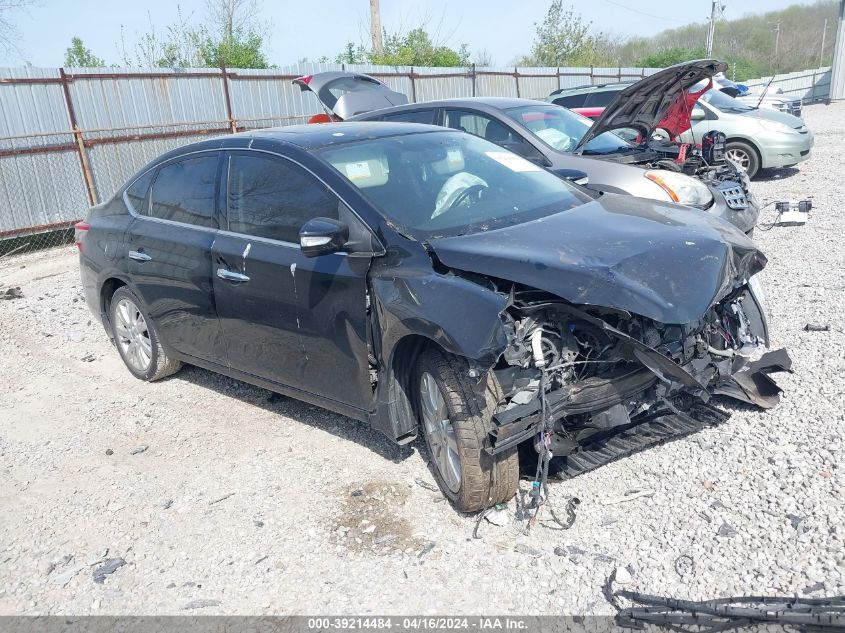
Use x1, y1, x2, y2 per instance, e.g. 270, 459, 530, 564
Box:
1, 102, 843, 616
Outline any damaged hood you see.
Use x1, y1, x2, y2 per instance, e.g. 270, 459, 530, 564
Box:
428, 193, 763, 325
575, 59, 728, 151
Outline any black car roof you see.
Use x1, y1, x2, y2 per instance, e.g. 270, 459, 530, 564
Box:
350, 96, 548, 118
150, 122, 451, 162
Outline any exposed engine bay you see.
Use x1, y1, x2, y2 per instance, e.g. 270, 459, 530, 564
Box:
485, 280, 790, 459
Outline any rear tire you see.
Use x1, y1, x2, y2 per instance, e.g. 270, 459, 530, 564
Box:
414, 348, 518, 512
725, 140, 760, 179
109, 286, 181, 382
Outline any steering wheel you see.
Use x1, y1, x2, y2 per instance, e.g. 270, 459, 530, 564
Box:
448, 184, 487, 211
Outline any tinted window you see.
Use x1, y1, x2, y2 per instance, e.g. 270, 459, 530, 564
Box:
226, 154, 338, 243
126, 170, 154, 215
585, 89, 621, 108
380, 109, 435, 124
444, 110, 518, 143
551, 94, 587, 108
150, 155, 218, 228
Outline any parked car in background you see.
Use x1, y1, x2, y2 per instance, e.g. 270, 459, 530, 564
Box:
77, 122, 788, 512
296, 61, 759, 235
547, 72, 812, 179
712, 73, 803, 118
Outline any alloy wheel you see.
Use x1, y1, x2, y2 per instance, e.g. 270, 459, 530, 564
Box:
419, 371, 461, 493
113, 298, 153, 373
725, 148, 750, 171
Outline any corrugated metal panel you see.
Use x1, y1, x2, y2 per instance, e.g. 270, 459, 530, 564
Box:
67, 67, 228, 140
0, 67, 70, 147
0, 152, 88, 232
88, 133, 223, 201
744, 67, 832, 102
830, 0, 845, 100
0, 62, 664, 236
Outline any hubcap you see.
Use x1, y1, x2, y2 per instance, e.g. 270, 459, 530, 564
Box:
113, 298, 152, 373
419, 372, 461, 493
725, 148, 750, 171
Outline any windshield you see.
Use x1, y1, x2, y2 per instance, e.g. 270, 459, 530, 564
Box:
504, 104, 633, 155
317, 131, 591, 240
701, 88, 754, 113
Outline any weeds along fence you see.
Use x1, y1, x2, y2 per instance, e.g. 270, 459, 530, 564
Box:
0, 62, 661, 254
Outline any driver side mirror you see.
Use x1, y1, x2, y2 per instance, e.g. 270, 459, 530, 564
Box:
299, 217, 349, 257
691, 106, 706, 121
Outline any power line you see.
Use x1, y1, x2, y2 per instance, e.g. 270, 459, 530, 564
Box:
599, 0, 688, 24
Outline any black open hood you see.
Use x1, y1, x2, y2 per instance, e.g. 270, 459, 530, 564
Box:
427, 193, 762, 325
574, 59, 727, 151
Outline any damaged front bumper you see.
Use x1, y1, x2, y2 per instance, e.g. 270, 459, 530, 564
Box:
486, 289, 792, 458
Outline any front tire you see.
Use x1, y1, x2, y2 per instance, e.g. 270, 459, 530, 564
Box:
725, 140, 760, 179
414, 348, 518, 512
109, 287, 181, 382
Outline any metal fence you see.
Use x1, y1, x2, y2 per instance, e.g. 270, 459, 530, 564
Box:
743, 67, 833, 102
0, 62, 661, 254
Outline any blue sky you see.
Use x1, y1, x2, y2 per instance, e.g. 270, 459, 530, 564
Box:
4, 0, 820, 68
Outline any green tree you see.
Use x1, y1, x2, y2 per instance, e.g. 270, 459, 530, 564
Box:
119, 1, 269, 68
528, 1, 595, 66
64, 37, 105, 67
331, 28, 470, 67
635, 47, 707, 69
196, 26, 267, 68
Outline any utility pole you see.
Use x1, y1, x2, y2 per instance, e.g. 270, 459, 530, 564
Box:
370, 0, 383, 56
772, 20, 781, 61
820, 18, 829, 67
706, 0, 717, 56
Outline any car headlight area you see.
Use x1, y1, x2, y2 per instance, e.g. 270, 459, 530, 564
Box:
644, 170, 714, 207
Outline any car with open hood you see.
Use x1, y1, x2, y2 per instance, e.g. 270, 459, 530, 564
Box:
295, 62, 759, 235
77, 122, 789, 512
550, 64, 812, 179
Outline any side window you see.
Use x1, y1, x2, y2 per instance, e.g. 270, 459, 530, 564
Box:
125, 170, 154, 215
149, 155, 218, 228
444, 109, 520, 144
226, 153, 338, 243
552, 94, 587, 108
380, 109, 435, 124
585, 90, 620, 108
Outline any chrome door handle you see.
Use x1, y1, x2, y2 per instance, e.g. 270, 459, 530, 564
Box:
216, 268, 250, 283
128, 250, 152, 262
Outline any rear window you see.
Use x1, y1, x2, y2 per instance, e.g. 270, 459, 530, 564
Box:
380, 110, 436, 124
319, 76, 384, 110
551, 94, 587, 108
125, 170, 154, 215
585, 89, 621, 108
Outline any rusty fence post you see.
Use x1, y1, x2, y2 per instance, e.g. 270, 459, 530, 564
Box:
59, 68, 97, 207
220, 65, 238, 133
409, 67, 417, 102
514, 67, 520, 98
471, 63, 477, 97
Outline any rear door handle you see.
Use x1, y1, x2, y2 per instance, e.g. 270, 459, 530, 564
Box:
128, 250, 152, 262
217, 268, 250, 283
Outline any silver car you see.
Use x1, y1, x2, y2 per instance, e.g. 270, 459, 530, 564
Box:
682, 89, 813, 178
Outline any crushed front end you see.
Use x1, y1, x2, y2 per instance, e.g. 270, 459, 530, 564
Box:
486, 280, 791, 464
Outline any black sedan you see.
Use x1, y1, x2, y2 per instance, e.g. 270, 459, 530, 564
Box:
78, 122, 787, 512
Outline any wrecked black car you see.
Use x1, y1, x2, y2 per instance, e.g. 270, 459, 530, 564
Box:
78, 122, 789, 512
